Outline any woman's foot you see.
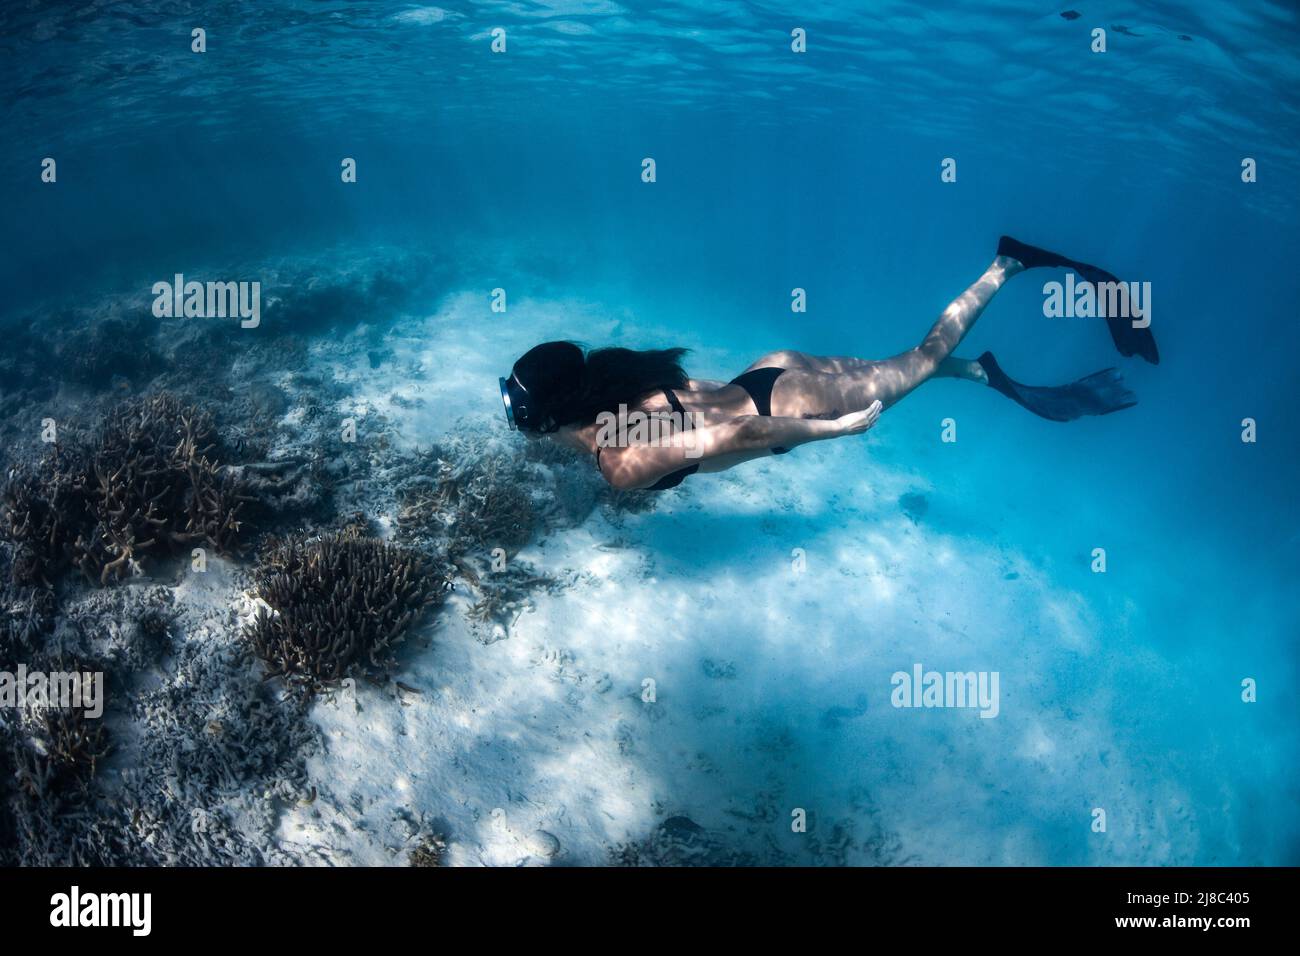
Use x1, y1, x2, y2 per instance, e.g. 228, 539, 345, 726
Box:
997, 235, 1072, 270
995, 235, 1160, 365
977, 352, 1138, 422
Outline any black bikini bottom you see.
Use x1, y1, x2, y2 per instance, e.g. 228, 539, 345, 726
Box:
729, 366, 789, 455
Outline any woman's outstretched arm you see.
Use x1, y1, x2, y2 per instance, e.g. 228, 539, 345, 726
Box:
599, 402, 881, 490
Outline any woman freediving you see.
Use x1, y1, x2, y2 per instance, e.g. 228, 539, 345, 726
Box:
498, 236, 1159, 491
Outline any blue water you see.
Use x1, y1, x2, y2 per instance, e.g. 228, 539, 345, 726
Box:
2, 2, 1297, 864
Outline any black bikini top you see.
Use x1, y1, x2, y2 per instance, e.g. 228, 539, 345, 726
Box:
595, 388, 699, 492
595, 374, 790, 492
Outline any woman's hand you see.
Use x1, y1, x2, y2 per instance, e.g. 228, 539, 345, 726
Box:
835, 401, 883, 436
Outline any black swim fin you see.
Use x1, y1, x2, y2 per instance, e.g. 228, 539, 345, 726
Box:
996, 235, 1160, 365
976, 351, 1137, 422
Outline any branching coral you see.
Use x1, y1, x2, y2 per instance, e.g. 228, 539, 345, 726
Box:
1, 444, 93, 586
13, 703, 111, 802
0, 393, 252, 587
4, 689, 116, 866
460, 559, 561, 641
398, 452, 538, 561
78, 394, 250, 583
245, 532, 451, 691
391, 427, 644, 643
0, 583, 56, 672
408, 831, 449, 867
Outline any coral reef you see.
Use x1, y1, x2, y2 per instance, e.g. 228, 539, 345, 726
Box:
257, 253, 448, 336
58, 313, 165, 390
393, 423, 659, 582
397, 451, 539, 561
81, 393, 249, 582
62, 584, 177, 674
0, 577, 57, 668
228, 457, 327, 520
117, 636, 318, 864
0, 393, 252, 587
0, 443, 94, 587
408, 831, 449, 867
0, 322, 57, 404
2, 665, 113, 866
12, 701, 111, 802
459, 559, 564, 643
389, 424, 650, 642
246, 532, 451, 691
2, 579, 320, 866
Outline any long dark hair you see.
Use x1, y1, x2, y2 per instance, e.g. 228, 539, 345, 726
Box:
508, 341, 690, 431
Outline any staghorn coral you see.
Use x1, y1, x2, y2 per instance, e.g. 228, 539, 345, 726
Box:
460, 558, 564, 643
11, 690, 111, 813
245, 532, 451, 692
78, 393, 250, 583
397, 451, 538, 561
1, 443, 94, 586
114, 635, 318, 865
408, 831, 449, 867
0, 393, 253, 587
0, 577, 57, 667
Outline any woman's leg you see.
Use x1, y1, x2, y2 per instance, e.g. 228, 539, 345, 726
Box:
766, 236, 1156, 421
768, 254, 1023, 418
874, 254, 1023, 401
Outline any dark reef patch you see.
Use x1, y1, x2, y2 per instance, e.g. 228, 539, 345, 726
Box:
898, 491, 929, 524
245, 531, 451, 692
609, 815, 772, 866
60, 313, 167, 389
0, 393, 252, 587
12, 693, 111, 802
